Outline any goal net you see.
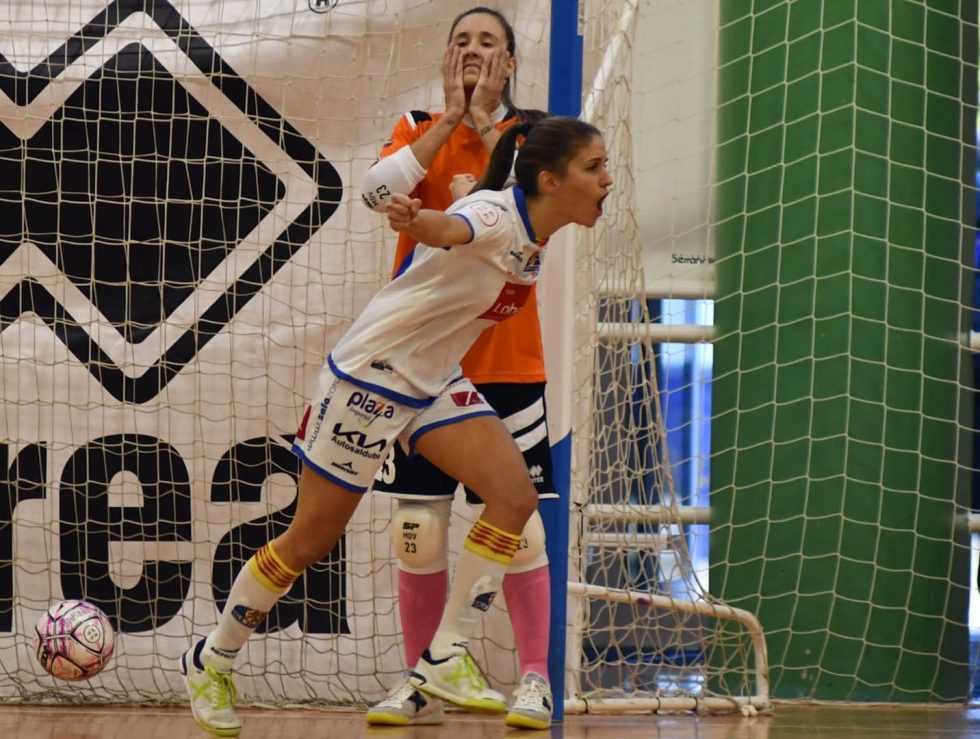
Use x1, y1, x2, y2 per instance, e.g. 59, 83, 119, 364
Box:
561, 0, 768, 714
569, 0, 977, 711
0, 0, 769, 712
0, 0, 550, 705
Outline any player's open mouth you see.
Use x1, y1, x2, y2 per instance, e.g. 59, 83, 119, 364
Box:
597, 193, 609, 215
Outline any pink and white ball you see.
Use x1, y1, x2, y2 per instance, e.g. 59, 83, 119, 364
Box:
33, 600, 115, 680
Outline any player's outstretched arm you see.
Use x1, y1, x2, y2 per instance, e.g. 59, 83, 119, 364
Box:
386, 193, 473, 248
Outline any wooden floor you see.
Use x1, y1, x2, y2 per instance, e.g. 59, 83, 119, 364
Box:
5, 703, 980, 739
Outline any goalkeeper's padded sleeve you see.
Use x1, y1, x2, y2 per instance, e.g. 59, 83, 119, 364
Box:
358, 145, 427, 212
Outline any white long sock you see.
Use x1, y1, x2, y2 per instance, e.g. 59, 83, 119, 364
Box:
198, 542, 301, 672
429, 518, 521, 658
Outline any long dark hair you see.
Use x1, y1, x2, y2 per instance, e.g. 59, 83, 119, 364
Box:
473, 116, 602, 196
448, 7, 546, 125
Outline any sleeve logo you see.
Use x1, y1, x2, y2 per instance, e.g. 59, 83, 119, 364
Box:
471, 202, 501, 228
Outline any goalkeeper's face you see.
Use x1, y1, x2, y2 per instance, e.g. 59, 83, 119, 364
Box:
449, 12, 513, 89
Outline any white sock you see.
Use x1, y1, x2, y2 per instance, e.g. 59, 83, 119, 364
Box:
198, 542, 300, 672
428, 518, 520, 658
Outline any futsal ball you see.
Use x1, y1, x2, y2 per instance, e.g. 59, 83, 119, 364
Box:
33, 599, 115, 680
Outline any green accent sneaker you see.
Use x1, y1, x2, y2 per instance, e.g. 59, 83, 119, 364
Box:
408, 644, 507, 714
180, 644, 241, 737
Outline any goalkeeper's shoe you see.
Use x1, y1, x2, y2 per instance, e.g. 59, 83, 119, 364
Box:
180, 642, 242, 737
408, 644, 507, 714
505, 672, 553, 730
365, 679, 445, 726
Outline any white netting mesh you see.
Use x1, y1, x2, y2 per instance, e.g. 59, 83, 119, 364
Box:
564, 0, 766, 713
0, 0, 858, 713
0, 0, 550, 705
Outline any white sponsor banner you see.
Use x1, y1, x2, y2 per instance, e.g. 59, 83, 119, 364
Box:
0, 0, 550, 702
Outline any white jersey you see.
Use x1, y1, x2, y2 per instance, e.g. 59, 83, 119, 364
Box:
329, 186, 545, 404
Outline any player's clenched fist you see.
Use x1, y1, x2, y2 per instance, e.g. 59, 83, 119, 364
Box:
386, 193, 422, 232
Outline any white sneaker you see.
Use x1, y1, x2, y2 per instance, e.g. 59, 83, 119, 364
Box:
365, 679, 445, 726
180, 644, 242, 737
506, 672, 553, 729
408, 645, 507, 714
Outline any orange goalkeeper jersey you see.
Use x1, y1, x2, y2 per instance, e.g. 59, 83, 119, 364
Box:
378, 110, 546, 385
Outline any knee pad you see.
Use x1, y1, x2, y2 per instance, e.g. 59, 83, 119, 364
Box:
509, 509, 548, 572
391, 499, 451, 574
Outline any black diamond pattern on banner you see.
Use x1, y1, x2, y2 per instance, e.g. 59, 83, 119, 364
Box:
0, 0, 342, 403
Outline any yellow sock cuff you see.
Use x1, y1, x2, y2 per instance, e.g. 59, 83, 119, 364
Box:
248, 542, 302, 592
464, 519, 522, 565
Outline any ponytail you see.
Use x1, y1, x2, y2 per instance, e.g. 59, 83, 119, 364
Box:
472, 122, 532, 192
474, 116, 601, 197
507, 105, 548, 126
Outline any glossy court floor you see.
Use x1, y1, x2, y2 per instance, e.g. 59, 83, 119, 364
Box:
4, 703, 980, 739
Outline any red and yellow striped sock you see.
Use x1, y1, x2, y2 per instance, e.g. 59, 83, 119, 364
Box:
248, 542, 302, 593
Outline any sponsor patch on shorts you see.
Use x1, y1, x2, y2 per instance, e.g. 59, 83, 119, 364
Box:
451, 390, 484, 407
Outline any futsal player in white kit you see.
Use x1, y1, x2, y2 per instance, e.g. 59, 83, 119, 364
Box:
179, 115, 612, 737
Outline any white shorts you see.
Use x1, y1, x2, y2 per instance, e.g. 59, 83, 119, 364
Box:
292, 366, 497, 493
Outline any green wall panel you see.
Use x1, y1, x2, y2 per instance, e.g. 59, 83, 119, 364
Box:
710, 0, 975, 701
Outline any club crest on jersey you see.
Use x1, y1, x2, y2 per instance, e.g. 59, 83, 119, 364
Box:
471, 201, 501, 227
506, 247, 542, 278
